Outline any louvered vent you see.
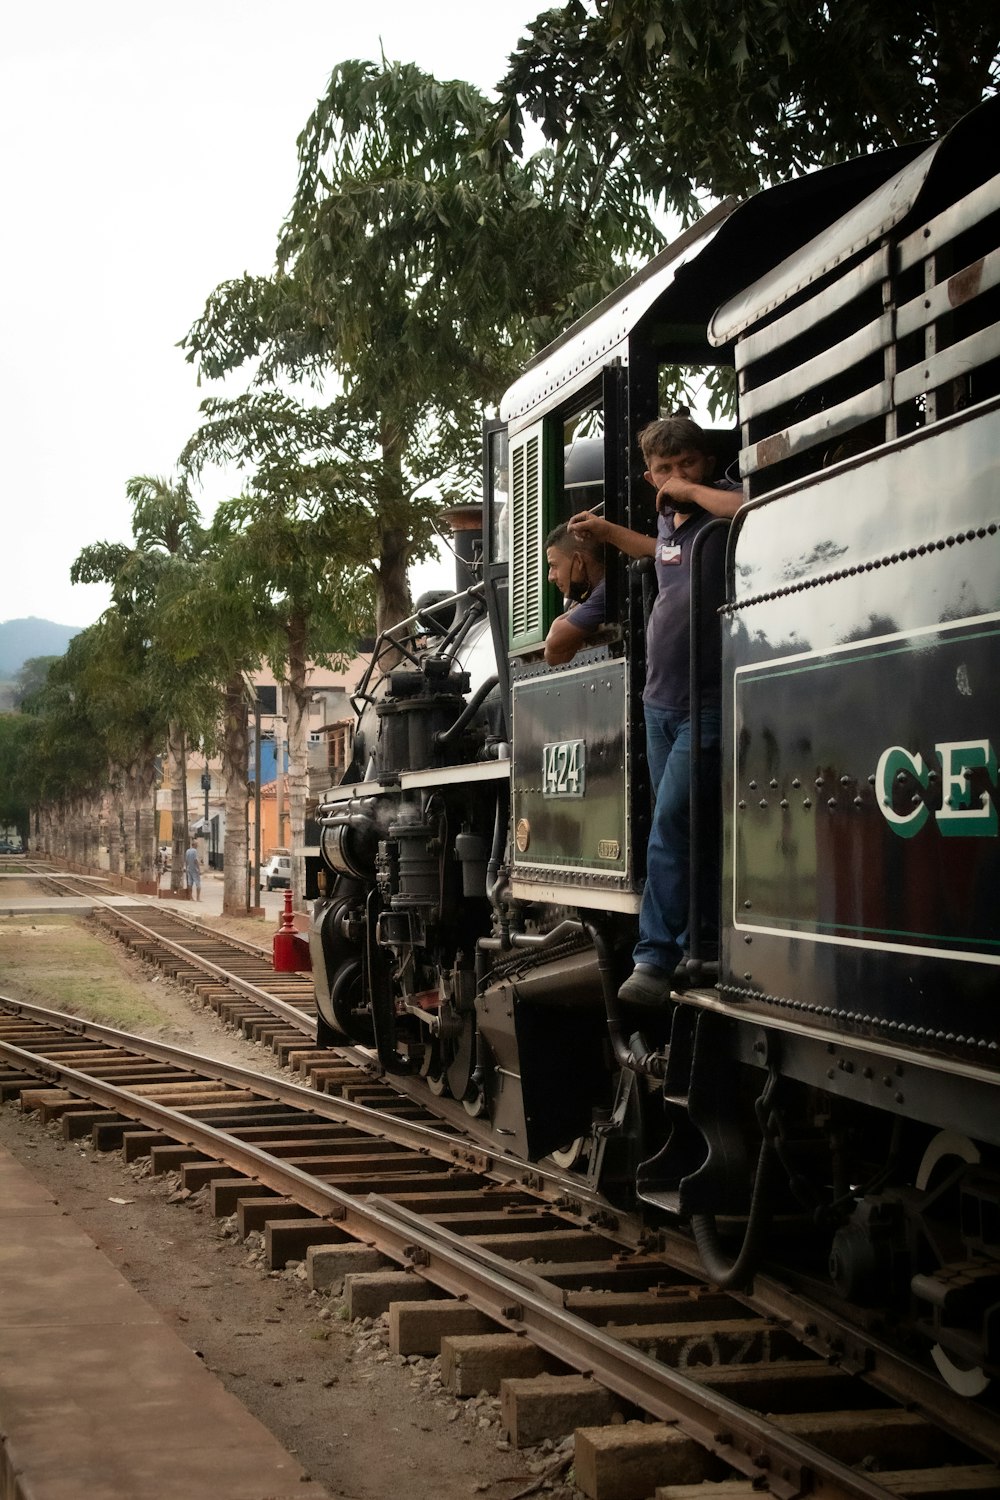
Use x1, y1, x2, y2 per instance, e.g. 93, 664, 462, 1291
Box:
733, 169, 1000, 498
509, 424, 545, 651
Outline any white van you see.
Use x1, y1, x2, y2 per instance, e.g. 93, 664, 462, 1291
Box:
263, 854, 291, 891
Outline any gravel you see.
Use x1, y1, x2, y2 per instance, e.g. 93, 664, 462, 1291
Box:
0, 915, 586, 1500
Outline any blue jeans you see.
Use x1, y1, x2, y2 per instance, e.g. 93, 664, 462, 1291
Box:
633, 704, 721, 973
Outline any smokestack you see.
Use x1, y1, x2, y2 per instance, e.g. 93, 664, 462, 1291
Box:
438, 504, 483, 596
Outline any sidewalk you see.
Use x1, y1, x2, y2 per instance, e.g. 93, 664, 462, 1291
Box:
0, 1146, 330, 1500
0, 868, 292, 926
154, 869, 290, 924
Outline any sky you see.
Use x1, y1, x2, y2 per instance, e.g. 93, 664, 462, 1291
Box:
0, 1, 547, 630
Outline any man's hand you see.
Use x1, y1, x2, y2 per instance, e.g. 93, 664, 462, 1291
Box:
655, 476, 698, 512
568, 509, 655, 561
657, 478, 742, 519
567, 509, 608, 542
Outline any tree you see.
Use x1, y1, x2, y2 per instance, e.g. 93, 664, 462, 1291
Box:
72, 476, 217, 890
152, 529, 268, 918
191, 483, 370, 908
495, 1, 1000, 216
18, 627, 125, 870
12, 657, 62, 711
182, 59, 664, 637
0, 713, 37, 840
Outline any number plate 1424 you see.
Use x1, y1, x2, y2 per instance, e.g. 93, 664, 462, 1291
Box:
542, 739, 586, 798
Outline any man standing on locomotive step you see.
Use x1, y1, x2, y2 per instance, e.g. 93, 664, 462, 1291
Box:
543, 522, 607, 664
568, 414, 741, 1004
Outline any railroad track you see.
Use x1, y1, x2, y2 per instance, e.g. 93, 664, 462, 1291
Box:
2, 994, 999, 1500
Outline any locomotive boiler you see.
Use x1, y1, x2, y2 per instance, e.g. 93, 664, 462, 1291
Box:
307, 95, 1000, 1393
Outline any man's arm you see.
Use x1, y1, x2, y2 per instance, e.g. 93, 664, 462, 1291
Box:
544, 612, 593, 665
567, 511, 656, 558
656, 477, 743, 518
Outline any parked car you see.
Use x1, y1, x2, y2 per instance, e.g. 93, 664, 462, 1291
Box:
263, 854, 291, 891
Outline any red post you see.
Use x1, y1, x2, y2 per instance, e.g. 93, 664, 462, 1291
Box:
273, 889, 311, 972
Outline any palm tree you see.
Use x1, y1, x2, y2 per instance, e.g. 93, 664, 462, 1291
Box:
182, 59, 660, 637
73, 475, 213, 891
203, 493, 369, 907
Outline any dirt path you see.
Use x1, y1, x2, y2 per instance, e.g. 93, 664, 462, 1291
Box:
0, 913, 580, 1500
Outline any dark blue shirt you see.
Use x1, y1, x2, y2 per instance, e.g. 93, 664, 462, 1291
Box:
563, 576, 606, 638
642, 486, 737, 713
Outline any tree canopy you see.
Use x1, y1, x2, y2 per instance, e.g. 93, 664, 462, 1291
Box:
182, 58, 665, 634
495, 1, 1000, 217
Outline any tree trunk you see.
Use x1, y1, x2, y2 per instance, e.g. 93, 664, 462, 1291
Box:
220, 673, 250, 917
136, 749, 158, 889
167, 720, 188, 894
282, 611, 312, 910
83, 795, 98, 870
106, 775, 123, 876
67, 798, 80, 867
121, 772, 138, 876
376, 524, 413, 636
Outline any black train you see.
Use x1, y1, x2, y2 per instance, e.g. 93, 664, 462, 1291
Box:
307, 95, 1000, 1394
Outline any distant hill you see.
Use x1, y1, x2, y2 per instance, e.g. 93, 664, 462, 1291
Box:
0, 618, 82, 679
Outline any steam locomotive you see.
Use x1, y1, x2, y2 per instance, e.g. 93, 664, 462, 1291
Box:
307, 95, 1000, 1393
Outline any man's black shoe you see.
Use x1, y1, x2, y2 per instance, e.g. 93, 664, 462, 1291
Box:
617, 964, 673, 1006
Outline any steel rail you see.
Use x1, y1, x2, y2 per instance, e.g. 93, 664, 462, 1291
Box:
0, 996, 615, 1207
10, 887, 1000, 1471
0, 995, 488, 1173
723, 1258, 1000, 1464
7, 870, 626, 1206
86, 906, 626, 1207
89, 905, 315, 1033
0, 1028, 906, 1500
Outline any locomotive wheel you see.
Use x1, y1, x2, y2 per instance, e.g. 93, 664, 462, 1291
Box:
445, 1015, 476, 1102
328, 960, 375, 1048
462, 1085, 487, 1118
549, 1137, 587, 1170
419, 1016, 477, 1103
419, 1038, 450, 1097
915, 1130, 990, 1397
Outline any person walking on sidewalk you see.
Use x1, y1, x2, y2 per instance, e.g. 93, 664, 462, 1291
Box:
184, 842, 202, 902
